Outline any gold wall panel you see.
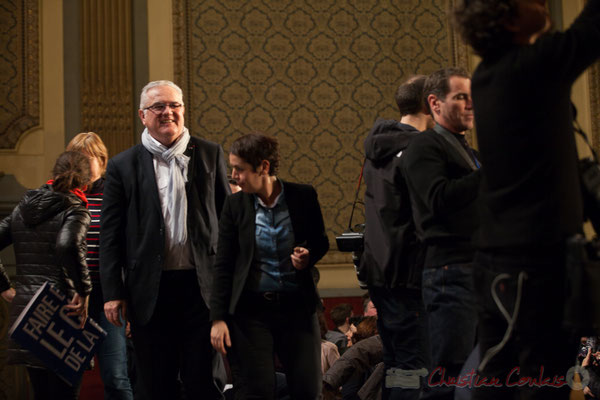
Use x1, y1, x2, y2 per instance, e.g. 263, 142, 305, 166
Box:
590, 63, 600, 151
81, 0, 135, 157
0, 0, 40, 150
174, 0, 467, 264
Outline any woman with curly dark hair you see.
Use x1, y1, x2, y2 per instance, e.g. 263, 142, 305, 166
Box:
0, 151, 92, 399
454, 1, 600, 399
209, 133, 329, 399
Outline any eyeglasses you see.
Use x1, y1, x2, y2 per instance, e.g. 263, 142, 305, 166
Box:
143, 102, 183, 114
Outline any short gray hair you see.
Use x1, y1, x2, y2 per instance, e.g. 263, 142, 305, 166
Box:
139, 80, 184, 109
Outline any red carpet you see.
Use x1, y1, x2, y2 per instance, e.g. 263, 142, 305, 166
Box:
79, 357, 103, 400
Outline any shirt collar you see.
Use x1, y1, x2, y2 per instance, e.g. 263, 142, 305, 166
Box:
254, 182, 285, 210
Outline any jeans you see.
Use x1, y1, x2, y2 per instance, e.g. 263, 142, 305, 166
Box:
89, 285, 134, 400
421, 263, 477, 400
471, 250, 576, 400
369, 287, 430, 400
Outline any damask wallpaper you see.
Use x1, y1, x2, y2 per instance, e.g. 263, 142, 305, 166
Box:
174, 0, 465, 264
0, 0, 40, 150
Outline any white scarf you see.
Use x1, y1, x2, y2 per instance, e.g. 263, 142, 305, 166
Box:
141, 127, 190, 244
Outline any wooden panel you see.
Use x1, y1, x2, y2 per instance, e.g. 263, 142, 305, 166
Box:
81, 0, 135, 157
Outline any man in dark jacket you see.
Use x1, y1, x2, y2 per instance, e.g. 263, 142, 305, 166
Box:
360, 75, 433, 399
401, 68, 480, 400
453, 1, 600, 399
100, 80, 230, 399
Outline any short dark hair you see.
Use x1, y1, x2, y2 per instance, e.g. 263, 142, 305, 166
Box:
330, 303, 353, 327
52, 151, 91, 193
424, 67, 471, 113
453, 0, 517, 57
394, 75, 427, 116
230, 133, 280, 176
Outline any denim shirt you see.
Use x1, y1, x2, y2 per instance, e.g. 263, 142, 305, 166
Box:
245, 186, 299, 292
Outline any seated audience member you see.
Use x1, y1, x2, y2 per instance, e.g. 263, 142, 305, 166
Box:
326, 303, 354, 354
322, 335, 384, 400
341, 317, 379, 399
352, 316, 378, 345
362, 294, 377, 317
319, 311, 341, 375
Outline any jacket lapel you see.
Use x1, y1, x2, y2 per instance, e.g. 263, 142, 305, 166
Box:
241, 193, 257, 259
281, 181, 305, 247
185, 139, 196, 190
138, 146, 163, 218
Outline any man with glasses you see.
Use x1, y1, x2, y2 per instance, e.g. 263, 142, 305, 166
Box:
100, 80, 230, 399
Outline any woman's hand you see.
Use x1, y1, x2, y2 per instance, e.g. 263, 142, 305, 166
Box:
291, 247, 310, 270
1, 288, 15, 303
211, 320, 232, 355
65, 293, 89, 329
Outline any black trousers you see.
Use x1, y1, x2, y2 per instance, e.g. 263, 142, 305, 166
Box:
227, 292, 321, 400
472, 250, 576, 400
27, 367, 82, 400
131, 270, 222, 400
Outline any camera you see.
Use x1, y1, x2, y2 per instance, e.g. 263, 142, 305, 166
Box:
580, 337, 598, 358
335, 231, 364, 252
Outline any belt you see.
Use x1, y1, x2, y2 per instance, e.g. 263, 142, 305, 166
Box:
243, 291, 297, 303
262, 291, 280, 301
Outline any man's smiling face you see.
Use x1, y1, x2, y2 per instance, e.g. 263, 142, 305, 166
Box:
139, 85, 185, 147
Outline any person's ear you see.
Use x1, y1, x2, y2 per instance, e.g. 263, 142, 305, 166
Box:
138, 109, 147, 126
428, 94, 441, 115
260, 160, 270, 176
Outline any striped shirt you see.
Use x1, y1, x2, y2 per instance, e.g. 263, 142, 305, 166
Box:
85, 178, 103, 284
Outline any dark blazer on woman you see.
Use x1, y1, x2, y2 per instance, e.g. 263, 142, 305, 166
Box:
209, 180, 329, 321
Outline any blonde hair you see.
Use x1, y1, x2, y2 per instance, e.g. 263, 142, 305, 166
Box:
66, 132, 108, 173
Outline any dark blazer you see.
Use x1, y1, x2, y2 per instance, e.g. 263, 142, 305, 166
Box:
401, 128, 480, 267
100, 135, 230, 326
209, 181, 329, 321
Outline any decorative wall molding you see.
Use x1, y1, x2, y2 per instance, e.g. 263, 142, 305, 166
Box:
80, 0, 135, 157
0, 0, 41, 150
589, 63, 600, 152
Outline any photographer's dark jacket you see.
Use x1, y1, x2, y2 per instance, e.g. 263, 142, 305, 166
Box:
360, 119, 424, 288
0, 185, 92, 367
401, 126, 480, 268
472, 0, 600, 249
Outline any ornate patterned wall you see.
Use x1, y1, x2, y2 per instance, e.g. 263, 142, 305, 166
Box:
174, 0, 466, 264
0, 0, 40, 150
